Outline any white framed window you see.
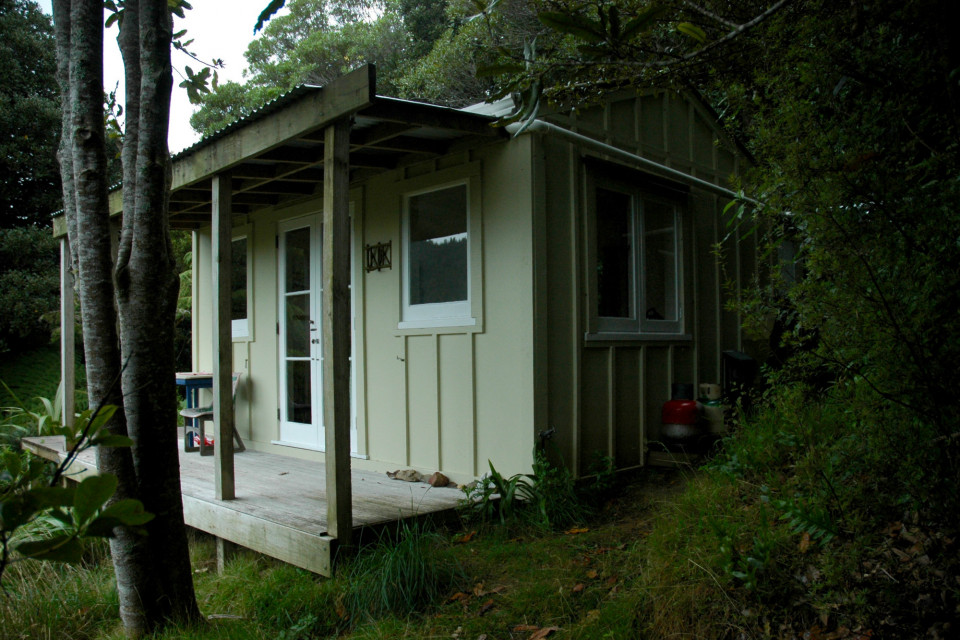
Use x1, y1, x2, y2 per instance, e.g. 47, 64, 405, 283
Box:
231, 235, 252, 339
400, 181, 476, 328
590, 172, 685, 336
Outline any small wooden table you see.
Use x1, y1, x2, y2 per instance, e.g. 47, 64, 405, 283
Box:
175, 372, 212, 452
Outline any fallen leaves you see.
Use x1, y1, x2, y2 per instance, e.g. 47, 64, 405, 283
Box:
799, 531, 813, 554
565, 527, 590, 535
453, 530, 477, 544
473, 582, 506, 597
478, 598, 495, 616
802, 624, 874, 639
513, 624, 560, 639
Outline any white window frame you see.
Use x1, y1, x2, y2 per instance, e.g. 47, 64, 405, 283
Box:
588, 173, 685, 338
399, 179, 477, 329
231, 230, 253, 340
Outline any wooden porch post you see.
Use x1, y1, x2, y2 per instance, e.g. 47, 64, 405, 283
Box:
60, 238, 75, 428
212, 172, 235, 500
323, 118, 353, 545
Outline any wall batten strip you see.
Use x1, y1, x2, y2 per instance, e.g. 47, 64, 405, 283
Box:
471, 333, 478, 476
607, 347, 615, 458
434, 333, 442, 470
403, 334, 410, 466
569, 143, 582, 475
638, 346, 646, 466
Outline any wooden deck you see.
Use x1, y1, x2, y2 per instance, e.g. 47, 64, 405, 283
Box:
21, 436, 463, 576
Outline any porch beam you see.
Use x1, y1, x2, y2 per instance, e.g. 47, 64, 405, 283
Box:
60, 239, 75, 428
322, 118, 353, 545
211, 171, 235, 501
169, 65, 375, 194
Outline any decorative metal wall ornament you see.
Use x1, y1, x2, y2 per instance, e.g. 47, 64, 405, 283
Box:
365, 241, 392, 272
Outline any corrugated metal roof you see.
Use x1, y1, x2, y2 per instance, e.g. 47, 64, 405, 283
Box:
172, 87, 502, 163
171, 85, 324, 161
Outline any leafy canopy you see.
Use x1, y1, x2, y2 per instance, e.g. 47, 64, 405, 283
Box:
0, 0, 61, 227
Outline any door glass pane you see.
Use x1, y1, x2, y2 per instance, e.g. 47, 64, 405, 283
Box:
285, 293, 310, 357
286, 361, 312, 424
285, 227, 310, 293
408, 185, 468, 305
231, 237, 247, 322
596, 188, 633, 318
643, 200, 677, 322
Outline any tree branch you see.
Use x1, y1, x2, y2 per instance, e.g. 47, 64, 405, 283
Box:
681, 0, 740, 29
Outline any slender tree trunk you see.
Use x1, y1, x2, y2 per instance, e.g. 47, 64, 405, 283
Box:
115, 0, 201, 625
52, 0, 76, 274
53, 0, 201, 633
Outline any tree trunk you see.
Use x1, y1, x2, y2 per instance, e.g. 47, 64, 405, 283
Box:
53, 0, 201, 633
115, 0, 200, 624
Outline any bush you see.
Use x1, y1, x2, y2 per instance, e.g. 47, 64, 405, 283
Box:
0, 226, 59, 355
633, 378, 960, 637
460, 446, 607, 531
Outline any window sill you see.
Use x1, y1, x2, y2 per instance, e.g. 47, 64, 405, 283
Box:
397, 316, 477, 331
584, 332, 693, 345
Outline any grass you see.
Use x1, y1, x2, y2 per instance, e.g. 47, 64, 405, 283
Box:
0, 344, 86, 413
3, 349, 957, 638
5, 432, 956, 639
0, 469, 680, 640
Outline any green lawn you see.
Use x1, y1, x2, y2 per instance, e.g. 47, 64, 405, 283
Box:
0, 344, 86, 411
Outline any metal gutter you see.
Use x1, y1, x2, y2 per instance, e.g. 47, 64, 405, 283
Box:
505, 119, 752, 203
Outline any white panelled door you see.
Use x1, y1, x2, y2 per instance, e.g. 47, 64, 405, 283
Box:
278, 217, 323, 448
277, 213, 357, 452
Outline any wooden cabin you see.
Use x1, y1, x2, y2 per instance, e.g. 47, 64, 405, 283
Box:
52, 65, 762, 574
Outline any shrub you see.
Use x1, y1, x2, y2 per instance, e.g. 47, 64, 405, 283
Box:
460, 447, 589, 531
0, 226, 59, 355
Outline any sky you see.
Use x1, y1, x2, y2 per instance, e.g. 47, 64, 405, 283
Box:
36, 0, 283, 153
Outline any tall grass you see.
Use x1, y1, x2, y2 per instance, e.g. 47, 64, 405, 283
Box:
630, 380, 960, 637
345, 520, 464, 622
0, 541, 118, 640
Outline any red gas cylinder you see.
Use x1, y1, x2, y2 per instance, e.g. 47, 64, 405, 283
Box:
661, 383, 702, 441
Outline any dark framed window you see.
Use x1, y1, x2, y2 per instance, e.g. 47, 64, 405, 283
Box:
591, 172, 684, 335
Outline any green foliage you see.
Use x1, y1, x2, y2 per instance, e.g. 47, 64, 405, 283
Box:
0, 226, 61, 355
0, 539, 116, 640
633, 378, 960, 636
0, 0, 61, 228
0, 345, 86, 416
394, 15, 497, 106
460, 447, 587, 530
0, 386, 149, 585
722, 0, 960, 526
191, 0, 417, 137
345, 520, 463, 620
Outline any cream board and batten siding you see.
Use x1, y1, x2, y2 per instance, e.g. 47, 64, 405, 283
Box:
532, 92, 759, 476
194, 139, 538, 480
363, 139, 538, 481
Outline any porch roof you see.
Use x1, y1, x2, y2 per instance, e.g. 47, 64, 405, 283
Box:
158, 65, 503, 229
